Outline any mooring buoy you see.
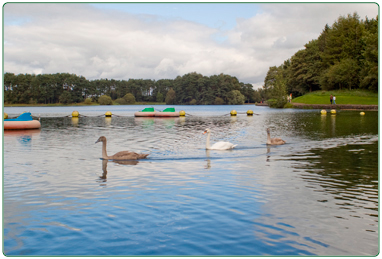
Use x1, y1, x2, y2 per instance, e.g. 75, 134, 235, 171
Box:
72, 111, 79, 117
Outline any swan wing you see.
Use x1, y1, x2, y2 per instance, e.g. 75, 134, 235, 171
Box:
111, 151, 149, 160
210, 141, 237, 150
270, 138, 286, 145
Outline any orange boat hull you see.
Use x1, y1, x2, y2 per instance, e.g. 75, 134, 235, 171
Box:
134, 112, 156, 117
154, 112, 180, 117
4, 120, 41, 130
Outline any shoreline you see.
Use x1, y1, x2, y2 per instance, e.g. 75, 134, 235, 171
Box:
4, 102, 378, 111
291, 102, 378, 111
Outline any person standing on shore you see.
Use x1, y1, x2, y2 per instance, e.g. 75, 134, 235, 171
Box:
333, 95, 336, 104
330, 95, 333, 104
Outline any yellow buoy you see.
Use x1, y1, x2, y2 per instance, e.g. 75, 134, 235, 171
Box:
179, 110, 186, 116
72, 111, 79, 117
321, 109, 327, 115
247, 110, 254, 116
331, 109, 336, 114
105, 111, 112, 117
230, 110, 237, 116
4, 112, 8, 119
360, 112, 365, 116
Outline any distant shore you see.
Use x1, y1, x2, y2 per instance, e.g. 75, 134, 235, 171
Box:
4, 102, 378, 111
254, 103, 268, 106
4, 102, 166, 107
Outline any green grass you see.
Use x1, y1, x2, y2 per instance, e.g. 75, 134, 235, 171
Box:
292, 90, 378, 105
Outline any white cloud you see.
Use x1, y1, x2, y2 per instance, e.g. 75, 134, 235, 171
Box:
3, 3, 378, 88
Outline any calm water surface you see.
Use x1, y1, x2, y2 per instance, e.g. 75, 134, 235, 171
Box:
3, 105, 379, 255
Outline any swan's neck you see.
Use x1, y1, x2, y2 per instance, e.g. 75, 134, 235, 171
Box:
101, 141, 109, 159
206, 132, 211, 149
267, 132, 272, 144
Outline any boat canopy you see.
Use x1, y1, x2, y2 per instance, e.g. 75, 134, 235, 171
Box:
5, 112, 33, 121
162, 108, 175, 112
141, 107, 155, 112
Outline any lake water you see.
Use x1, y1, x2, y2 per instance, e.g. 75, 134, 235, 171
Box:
3, 105, 379, 256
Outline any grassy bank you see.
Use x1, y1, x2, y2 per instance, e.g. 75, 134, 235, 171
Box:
292, 90, 378, 105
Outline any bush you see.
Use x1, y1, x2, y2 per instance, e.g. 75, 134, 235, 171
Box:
189, 99, 197, 105
214, 97, 224, 105
283, 102, 294, 108
115, 98, 127, 105
98, 95, 113, 105
123, 93, 136, 104
268, 97, 287, 108
84, 98, 92, 105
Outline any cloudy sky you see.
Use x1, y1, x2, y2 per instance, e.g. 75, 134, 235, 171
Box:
3, 2, 378, 89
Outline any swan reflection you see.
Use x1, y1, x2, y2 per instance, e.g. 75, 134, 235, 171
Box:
100, 159, 108, 181
205, 149, 211, 169
98, 159, 139, 183
266, 146, 271, 162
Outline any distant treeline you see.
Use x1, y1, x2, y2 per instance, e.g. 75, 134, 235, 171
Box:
4, 71, 261, 105
264, 12, 378, 107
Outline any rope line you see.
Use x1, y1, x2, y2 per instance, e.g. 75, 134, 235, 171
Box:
236, 112, 260, 115
6, 111, 260, 119
111, 114, 131, 117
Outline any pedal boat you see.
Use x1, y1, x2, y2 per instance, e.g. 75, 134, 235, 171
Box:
154, 108, 180, 117
4, 112, 41, 130
134, 107, 156, 117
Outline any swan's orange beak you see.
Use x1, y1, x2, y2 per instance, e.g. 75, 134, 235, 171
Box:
203, 131, 207, 134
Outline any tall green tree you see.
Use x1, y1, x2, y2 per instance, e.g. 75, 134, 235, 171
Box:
359, 16, 378, 91
320, 58, 359, 90
226, 90, 245, 105
156, 92, 164, 102
268, 72, 288, 108
289, 40, 322, 94
59, 91, 73, 104
165, 88, 176, 105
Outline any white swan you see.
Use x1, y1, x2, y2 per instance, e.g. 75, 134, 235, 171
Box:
266, 128, 286, 145
203, 128, 237, 150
